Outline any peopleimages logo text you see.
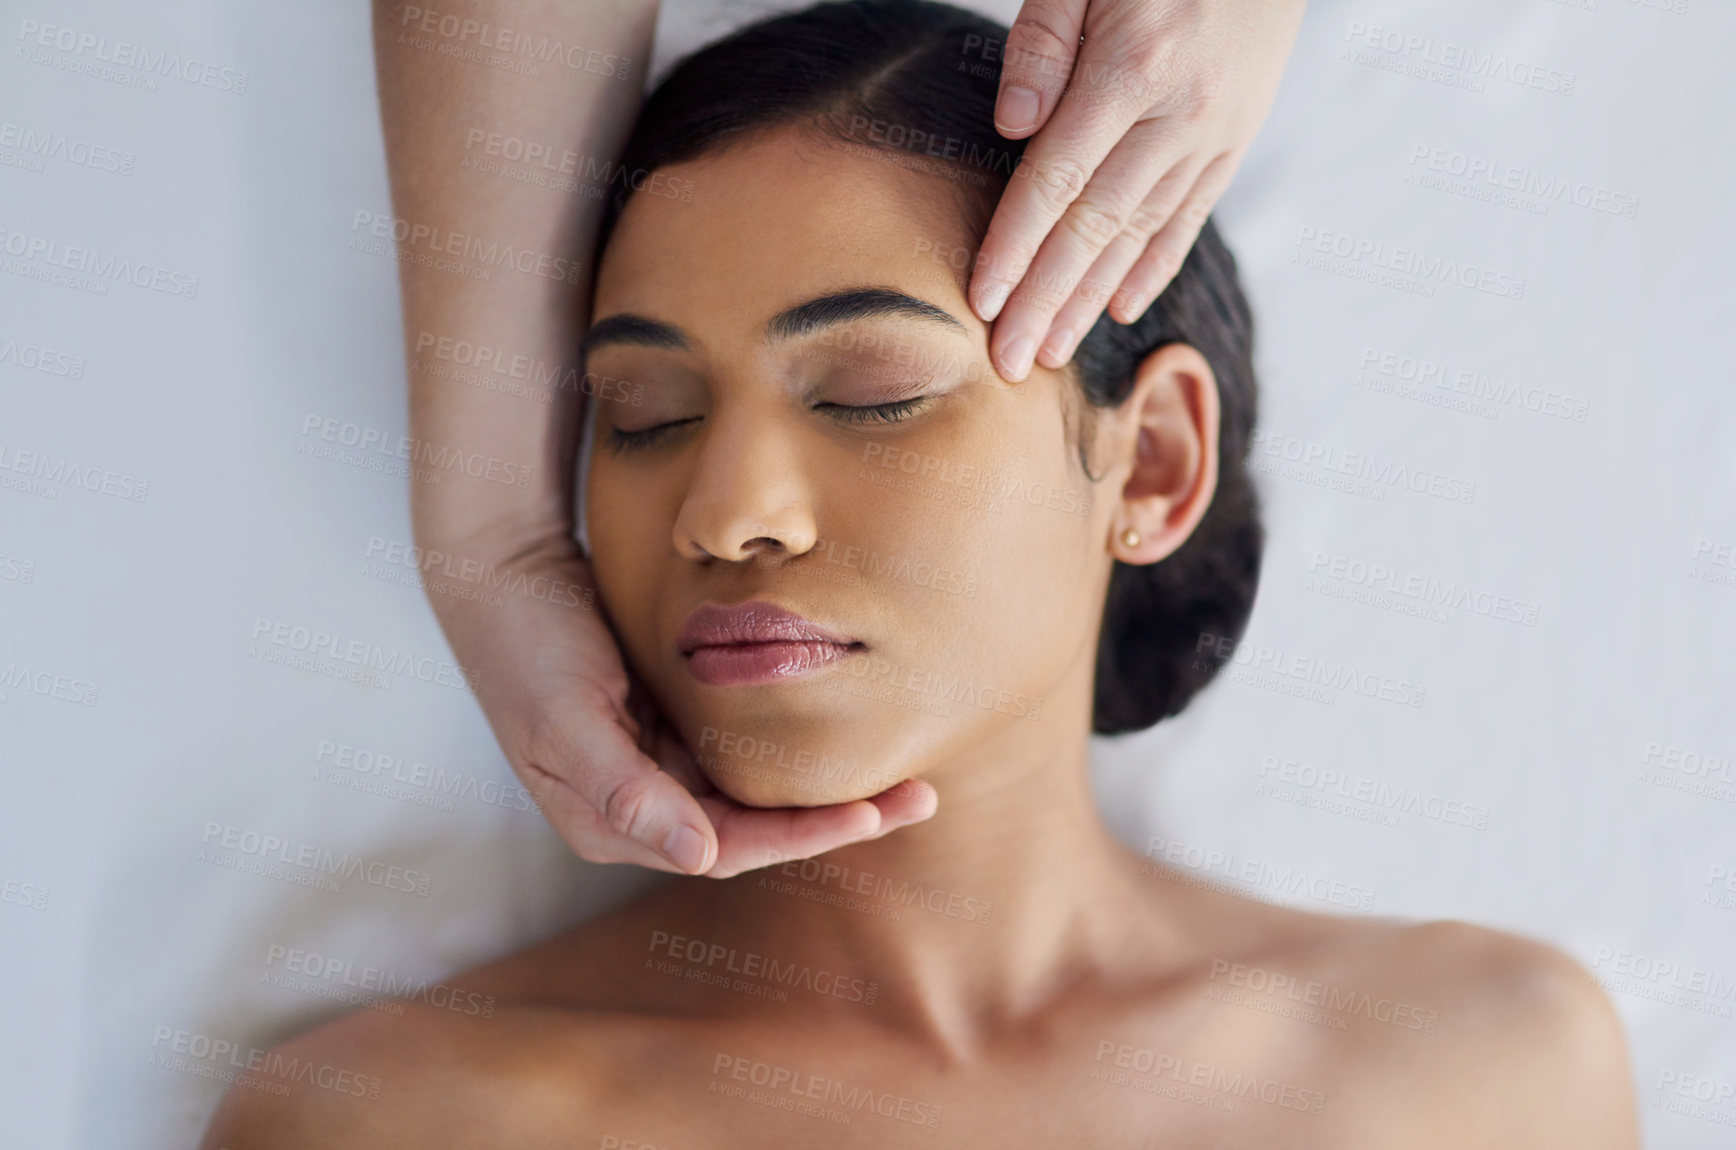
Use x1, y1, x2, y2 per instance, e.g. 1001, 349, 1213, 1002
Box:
351, 211, 582, 283
0, 227, 199, 297
200, 823, 433, 897
249, 617, 479, 691
16, 20, 249, 92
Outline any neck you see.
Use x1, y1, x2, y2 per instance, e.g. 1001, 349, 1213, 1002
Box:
709, 664, 1174, 1058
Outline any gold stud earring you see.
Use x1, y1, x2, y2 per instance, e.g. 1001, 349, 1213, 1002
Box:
1121, 528, 1141, 548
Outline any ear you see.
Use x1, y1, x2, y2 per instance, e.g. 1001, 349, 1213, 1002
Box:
1106, 343, 1220, 565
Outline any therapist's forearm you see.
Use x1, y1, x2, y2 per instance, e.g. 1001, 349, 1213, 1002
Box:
371, 0, 659, 563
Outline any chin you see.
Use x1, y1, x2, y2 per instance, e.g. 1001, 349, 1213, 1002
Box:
701, 765, 883, 809
687, 716, 908, 808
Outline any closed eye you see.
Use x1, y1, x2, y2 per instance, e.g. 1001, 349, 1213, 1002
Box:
606, 396, 931, 454
606, 417, 701, 454
813, 396, 931, 425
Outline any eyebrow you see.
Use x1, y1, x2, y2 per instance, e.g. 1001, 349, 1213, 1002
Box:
582, 286, 968, 357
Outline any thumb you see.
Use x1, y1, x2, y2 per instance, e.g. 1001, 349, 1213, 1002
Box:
995, 0, 1086, 139
573, 719, 720, 874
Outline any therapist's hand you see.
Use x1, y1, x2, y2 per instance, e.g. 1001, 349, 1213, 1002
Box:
439, 535, 938, 879
972, 0, 1306, 380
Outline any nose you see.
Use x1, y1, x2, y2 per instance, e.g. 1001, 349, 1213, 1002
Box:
672, 408, 818, 563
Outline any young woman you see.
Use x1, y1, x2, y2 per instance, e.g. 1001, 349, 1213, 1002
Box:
205, 2, 1638, 1145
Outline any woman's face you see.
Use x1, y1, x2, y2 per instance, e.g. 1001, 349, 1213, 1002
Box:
585, 126, 1123, 807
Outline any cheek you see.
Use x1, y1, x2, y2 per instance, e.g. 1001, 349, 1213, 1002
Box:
586, 460, 677, 667
837, 402, 1100, 731
933, 481, 1097, 700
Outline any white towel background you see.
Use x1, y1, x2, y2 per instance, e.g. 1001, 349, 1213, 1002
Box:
1, 0, 1732, 1145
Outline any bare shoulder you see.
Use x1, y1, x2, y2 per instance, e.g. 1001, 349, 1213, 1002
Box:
1124, 872, 1639, 1147
199, 898, 695, 1149
1313, 918, 1641, 1150
196, 996, 600, 1150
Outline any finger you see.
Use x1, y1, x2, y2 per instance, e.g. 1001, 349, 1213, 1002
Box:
994, 0, 1087, 140
701, 778, 939, 879
555, 712, 721, 874
993, 141, 1203, 374
702, 796, 885, 880
855, 778, 939, 840
516, 758, 690, 873
1034, 155, 1210, 365
1109, 151, 1239, 324
969, 56, 1152, 327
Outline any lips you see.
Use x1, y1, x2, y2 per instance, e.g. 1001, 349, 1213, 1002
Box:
678, 600, 863, 687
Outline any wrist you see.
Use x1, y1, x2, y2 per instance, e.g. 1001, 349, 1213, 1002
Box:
410, 484, 576, 559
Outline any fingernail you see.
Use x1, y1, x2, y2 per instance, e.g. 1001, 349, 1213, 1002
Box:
995, 86, 1040, 133
977, 280, 1010, 321
999, 335, 1036, 381
661, 824, 709, 873
1041, 328, 1076, 365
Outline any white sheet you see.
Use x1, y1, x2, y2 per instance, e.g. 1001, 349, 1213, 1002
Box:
1, 1, 1732, 1146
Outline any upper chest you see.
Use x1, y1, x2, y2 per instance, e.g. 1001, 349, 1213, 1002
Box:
550, 985, 1429, 1150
